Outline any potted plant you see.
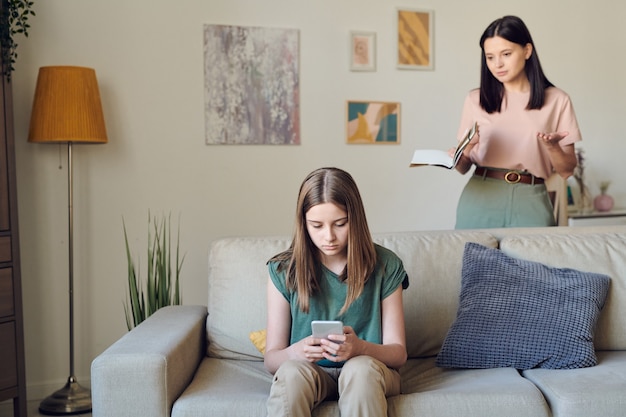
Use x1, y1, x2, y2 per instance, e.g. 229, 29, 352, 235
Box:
1, 0, 36, 79
123, 212, 185, 330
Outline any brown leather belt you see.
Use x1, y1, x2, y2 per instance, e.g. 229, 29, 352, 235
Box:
474, 167, 544, 185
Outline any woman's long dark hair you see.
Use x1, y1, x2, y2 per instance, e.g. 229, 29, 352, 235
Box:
479, 15, 554, 113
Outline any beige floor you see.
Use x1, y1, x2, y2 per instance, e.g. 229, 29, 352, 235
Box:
0, 400, 92, 417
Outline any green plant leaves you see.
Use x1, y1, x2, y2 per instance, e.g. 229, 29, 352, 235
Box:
123, 213, 185, 330
1, 0, 36, 79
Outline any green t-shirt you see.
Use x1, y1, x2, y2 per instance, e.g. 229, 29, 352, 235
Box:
268, 244, 409, 367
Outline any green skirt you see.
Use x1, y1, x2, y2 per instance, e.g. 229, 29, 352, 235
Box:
455, 175, 556, 229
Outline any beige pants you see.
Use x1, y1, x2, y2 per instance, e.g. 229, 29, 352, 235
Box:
267, 356, 401, 417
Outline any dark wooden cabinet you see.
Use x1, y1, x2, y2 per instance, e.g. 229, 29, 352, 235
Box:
0, 2, 27, 413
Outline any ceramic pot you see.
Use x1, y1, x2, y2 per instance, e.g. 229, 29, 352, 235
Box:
594, 192, 614, 212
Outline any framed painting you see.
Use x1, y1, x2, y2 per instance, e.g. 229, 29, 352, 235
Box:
396, 8, 434, 70
203, 24, 300, 145
346, 100, 400, 144
349, 31, 376, 72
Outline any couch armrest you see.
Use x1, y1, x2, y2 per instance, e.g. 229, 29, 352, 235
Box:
91, 305, 207, 417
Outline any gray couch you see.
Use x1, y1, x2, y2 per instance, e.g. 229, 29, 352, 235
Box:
91, 226, 626, 417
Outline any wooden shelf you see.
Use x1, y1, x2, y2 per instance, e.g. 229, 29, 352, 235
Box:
568, 209, 626, 226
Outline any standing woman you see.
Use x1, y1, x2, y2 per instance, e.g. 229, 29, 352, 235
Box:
264, 167, 408, 417
454, 15, 581, 229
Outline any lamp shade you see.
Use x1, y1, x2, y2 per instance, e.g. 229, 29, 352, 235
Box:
28, 66, 108, 144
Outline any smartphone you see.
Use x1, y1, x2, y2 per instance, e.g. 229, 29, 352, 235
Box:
311, 320, 344, 344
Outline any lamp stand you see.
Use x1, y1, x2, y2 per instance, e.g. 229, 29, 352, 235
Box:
39, 142, 92, 415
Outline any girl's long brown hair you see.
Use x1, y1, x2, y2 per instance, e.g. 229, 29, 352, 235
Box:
270, 167, 377, 314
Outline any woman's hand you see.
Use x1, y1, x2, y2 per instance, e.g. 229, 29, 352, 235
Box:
536, 131, 577, 177
537, 131, 569, 147
450, 125, 480, 174
449, 125, 480, 157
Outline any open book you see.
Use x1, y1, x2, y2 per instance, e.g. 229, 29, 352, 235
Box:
409, 122, 478, 169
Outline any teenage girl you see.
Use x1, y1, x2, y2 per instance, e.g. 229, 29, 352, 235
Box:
264, 167, 409, 417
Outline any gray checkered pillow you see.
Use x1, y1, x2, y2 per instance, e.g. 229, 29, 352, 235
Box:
436, 242, 610, 370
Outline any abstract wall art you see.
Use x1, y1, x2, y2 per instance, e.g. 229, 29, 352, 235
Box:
346, 100, 400, 144
397, 8, 434, 70
203, 24, 300, 145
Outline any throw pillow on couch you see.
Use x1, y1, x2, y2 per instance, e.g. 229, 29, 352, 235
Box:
436, 242, 610, 370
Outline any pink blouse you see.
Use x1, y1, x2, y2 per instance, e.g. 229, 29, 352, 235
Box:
457, 87, 582, 179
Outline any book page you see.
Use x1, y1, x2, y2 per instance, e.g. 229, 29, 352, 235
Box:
409, 122, 477, 169
410, 149, 454, 168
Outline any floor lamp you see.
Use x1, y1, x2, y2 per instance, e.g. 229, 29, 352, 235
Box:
28, 66, 108, 415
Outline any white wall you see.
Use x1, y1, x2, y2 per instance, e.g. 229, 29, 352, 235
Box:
7, 0, 626, 399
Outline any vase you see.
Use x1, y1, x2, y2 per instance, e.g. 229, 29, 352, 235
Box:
594, 191, 614, 212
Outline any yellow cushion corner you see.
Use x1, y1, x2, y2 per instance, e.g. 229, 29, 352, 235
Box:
249, 329, 267, 355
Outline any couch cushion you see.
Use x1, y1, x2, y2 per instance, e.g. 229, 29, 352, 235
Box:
373, 231, 499, 357
207, 236, 291, 360
522, 351, 626, 417
391, 357, 550, 417
436, 243, 610, 370
173, 358, 272, 417
500, 232, 626, 350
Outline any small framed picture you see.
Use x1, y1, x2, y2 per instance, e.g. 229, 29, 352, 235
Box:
349, 31, 376, 72
346, 100, 400, 144
396, 8, 434, 70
